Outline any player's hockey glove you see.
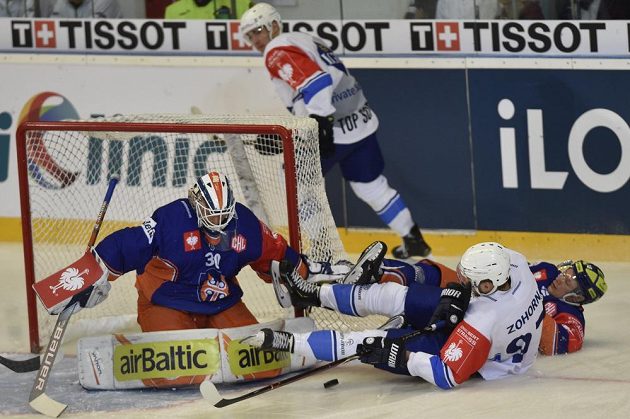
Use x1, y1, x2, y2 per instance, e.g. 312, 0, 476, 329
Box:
310, 114, 335, 158
427, 282, 472, 332
356, 336, 407, 369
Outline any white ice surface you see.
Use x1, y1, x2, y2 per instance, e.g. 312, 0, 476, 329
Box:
1, 242, 629, 418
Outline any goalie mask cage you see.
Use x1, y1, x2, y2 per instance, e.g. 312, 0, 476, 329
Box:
17, 114, 386, 353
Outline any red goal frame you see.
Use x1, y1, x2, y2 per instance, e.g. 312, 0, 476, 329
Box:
16, 121, 303, 353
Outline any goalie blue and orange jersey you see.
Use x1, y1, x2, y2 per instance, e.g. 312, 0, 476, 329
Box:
530, 262, 586, 355
95, 199, 300, 316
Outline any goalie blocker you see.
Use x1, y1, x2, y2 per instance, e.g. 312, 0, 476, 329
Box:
32, 249, 112, 316
78, 317, 316, 390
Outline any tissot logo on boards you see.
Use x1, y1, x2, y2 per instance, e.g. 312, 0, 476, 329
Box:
12, 20, 57, 48
409, 22, 461, 51
205, 22, 250, 50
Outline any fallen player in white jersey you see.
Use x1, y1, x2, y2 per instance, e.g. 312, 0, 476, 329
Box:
244, 241, 544, 389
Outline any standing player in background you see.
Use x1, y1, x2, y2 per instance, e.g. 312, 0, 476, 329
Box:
87, 170, 347, 332
246, 242, 544, 389
239, 2, 432, 259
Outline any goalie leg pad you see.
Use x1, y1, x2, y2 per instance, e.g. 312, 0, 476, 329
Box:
78, 318, 316, 390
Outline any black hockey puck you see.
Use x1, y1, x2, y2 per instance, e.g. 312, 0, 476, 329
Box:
323, 379, 339, 389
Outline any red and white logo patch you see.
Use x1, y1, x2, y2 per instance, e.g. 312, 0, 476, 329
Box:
440, 321, 489, 380
183, 231, 202, 252
231, 234, 247, 253
544, 301, 558, 317
534, 269, 548, 281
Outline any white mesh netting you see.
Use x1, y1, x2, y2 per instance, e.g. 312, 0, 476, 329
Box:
19, 114, 386, 350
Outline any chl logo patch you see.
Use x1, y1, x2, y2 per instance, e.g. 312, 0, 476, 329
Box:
183, 230, 202, 252
231, 234, 247, 253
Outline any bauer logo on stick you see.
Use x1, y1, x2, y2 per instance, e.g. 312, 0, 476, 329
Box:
33, 250, 104, 313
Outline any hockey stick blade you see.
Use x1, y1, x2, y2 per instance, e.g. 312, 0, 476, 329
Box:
29, 392, 67, 418
0, 354, 40, 373
199, 381, 222, 405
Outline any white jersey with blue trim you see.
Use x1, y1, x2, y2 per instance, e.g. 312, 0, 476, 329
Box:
407, 248, 544, 389
466, 249, 544, 380
263, 31, 379, 145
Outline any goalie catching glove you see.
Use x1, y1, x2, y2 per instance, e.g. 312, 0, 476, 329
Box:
310, 114, 335, 158
357, 336, 407, 369
33, 248, 112, 315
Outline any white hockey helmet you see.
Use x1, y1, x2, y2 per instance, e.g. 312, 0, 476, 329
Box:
188, 171, 236, 233
456, 242, 511, 295
239, 2, 282, 46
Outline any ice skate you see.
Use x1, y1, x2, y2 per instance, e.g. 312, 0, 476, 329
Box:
392, 225, 431, 258
280, 260, 321, 308
340, 241, 387, 285
241, 328, 295, 353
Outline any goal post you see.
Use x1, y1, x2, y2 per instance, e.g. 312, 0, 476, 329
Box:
16, 114, 384, 353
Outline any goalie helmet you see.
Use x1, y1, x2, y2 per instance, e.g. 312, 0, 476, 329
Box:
239, 2, 282, 46
558, 260, 607, 305
457, 242, 511, 295
188, 171, 236, 233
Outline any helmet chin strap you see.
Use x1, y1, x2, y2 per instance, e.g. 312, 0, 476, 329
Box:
560, 291, 584, 306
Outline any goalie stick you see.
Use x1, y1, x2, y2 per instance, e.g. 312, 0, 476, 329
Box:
0, 354, 40, 373
200, 315, 432, 408
28, 176, 119, 418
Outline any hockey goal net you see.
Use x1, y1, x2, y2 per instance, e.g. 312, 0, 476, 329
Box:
17, 114, 386, 353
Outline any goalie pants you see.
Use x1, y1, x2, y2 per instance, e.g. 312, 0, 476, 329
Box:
137, 292, 258, 332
